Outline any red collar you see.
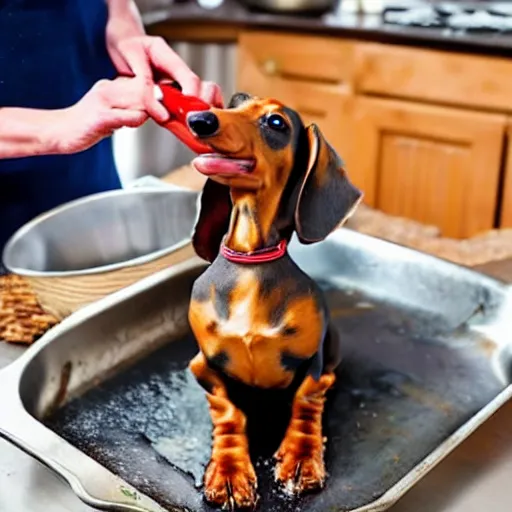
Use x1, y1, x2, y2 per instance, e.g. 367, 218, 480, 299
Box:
220, 239, 288, 264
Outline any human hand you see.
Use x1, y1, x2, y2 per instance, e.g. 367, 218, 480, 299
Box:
52, 77, 150, 154
105, 0, 224, 122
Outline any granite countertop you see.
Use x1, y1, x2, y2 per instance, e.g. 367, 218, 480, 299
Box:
138, 0, 512, 57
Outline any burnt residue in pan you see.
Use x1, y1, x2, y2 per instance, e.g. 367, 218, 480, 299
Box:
44, 286, 506, 512
46, 361, 73, 417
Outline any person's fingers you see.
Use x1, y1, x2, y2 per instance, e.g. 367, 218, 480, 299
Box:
145, 37, 201, 97
62, 105, 148, 154
108, 48, 132, 77
106, 109, 149, 130
107, 36, 225, 122
115, 40, 170, 122
199, 81, 215, 106
91, 78, 137, 106
116, 38, 152, 79
90, 82, 149, 128
145, 89, 170, 123
200, 81, 224, 108
92, 76, 168, 123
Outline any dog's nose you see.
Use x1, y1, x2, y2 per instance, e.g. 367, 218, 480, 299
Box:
187, 111, 219, 138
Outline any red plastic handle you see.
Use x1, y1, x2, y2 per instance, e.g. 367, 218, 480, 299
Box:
156, 81, 212, 154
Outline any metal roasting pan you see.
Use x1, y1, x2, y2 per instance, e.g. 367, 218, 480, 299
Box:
1, 225, 512, 512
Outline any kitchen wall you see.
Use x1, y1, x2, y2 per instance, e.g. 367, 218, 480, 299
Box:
112, 42, 238, 185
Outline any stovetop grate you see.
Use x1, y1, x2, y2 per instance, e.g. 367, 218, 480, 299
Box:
383, 2, 512, 33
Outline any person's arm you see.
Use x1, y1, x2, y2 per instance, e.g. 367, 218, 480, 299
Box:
0, 1, 223, 160
105, 0, 224, 111
0, 107, 63, 159
0, 77, 148, 160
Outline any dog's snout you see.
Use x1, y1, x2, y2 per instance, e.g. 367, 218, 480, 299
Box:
187, 111, 219, 138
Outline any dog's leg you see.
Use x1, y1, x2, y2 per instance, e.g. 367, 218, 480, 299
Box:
274, 372, 335, 495
190, 353, 258, 510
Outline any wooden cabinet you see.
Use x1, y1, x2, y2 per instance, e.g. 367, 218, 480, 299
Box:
352, 98, 507, 238
237, 32, 355, 163
500, 125, 512, 228
355, 43, 512, 112
238, 31, 354, 84
237, 30, 512, 238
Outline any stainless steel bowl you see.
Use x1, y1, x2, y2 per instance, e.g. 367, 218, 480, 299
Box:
2, 188, 199, 319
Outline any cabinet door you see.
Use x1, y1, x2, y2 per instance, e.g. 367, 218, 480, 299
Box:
499, 126, 512, 228
237, 34, 355, 180
353, 97, 506, 238
238, 31, 354, 84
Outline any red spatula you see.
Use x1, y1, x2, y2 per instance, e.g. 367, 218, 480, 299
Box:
154, 80, 213, 154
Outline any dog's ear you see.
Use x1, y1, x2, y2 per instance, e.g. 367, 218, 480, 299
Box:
192, 179, 232, 263
228, 92, 253, 109
294, 124, 363, 244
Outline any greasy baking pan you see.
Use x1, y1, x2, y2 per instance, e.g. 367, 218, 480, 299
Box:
1, 228, 512, 512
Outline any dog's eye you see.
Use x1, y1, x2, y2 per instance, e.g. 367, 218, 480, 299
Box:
266, 114, 288, 131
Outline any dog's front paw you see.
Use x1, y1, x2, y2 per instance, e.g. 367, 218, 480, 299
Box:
274, 445, 326, 496
204, 458, 258, 511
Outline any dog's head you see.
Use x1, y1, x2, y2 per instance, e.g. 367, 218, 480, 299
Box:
188, 93, 363, 262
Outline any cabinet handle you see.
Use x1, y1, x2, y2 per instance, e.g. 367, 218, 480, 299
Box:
261, 58, 279, 76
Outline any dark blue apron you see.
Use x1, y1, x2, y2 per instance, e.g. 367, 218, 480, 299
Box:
0, 0, 122, 256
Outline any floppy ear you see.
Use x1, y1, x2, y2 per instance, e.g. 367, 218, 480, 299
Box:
295, 124, 363, 244
192, 179, 232, 263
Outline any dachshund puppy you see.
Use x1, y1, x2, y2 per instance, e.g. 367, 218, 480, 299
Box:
186, 93, 363, 510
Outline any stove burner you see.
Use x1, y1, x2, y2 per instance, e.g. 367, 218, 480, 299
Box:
383, 6, 445, 28
382, 3, 512, 33
449, 10, 512, 32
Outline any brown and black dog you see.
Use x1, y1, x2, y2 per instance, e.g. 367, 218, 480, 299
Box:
185, 92, 363, 510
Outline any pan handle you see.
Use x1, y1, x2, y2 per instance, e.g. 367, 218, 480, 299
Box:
0, 364, 169, 512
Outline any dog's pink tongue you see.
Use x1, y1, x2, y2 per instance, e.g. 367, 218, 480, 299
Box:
192, 155, 252, 176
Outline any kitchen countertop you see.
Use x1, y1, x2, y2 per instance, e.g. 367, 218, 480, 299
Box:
139, 0, 512, 57
2, 169, 512, 510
